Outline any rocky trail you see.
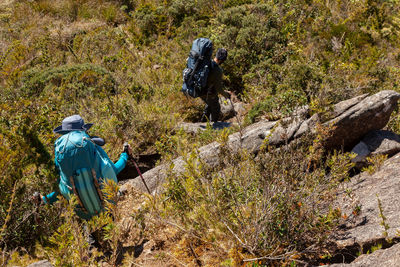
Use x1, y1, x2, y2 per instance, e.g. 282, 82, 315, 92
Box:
28, 90, 400, 266
121, 90, 400, 266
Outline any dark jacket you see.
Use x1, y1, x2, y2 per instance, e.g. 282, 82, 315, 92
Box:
205, 61, 230, 98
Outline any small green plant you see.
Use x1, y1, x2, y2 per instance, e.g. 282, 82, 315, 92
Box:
369, 243, 382, 254
377, 195, 390, 241
362, 154, 388, 174
327, 151, 356, 182
352, 205, 362, 216
42, 196, 102, 266
39, 179, 124, 265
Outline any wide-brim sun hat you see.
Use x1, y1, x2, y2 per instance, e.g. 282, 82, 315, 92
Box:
53, 114, 93, 134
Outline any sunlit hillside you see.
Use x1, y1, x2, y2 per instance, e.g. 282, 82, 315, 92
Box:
1, 0, 400, 265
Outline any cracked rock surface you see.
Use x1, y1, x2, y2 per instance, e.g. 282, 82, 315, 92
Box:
328, 152, 400, 264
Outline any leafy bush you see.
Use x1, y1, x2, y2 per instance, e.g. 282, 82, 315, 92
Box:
246, 89, 308, 123
159, 132, 352, 263
20, 63, 116, 98
210, 4, 288, 94
0, 101, 61, 251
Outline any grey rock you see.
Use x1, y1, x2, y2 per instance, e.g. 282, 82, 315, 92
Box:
122, 91, 400, 194
233, 102, 246, 116
332, 94, 369, 117
178, 121, 235, 134
365, 130, 400, 157
351, 141, 371, 166
268, 117, 304, 146
177, 100, 245, 134
322, 90, 400, 150
220, 97, 243, 120
27, 260, 53, 267
332, 152, 400, 251
328, 242, 400, 266
121, 120, 277, 193
351, 130, 400, 167
294, 113, 319, 139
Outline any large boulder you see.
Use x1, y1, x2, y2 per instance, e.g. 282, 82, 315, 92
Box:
322, 90, 400, 150
122, 90, 400, 194
329, 152, 400, 263
294, 91, 400, 150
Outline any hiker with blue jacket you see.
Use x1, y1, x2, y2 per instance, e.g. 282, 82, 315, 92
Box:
37, 114, 131, 220
201, 48, 231, 122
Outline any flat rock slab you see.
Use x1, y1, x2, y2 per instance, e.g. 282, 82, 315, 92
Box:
333, 152, 400, 250
178, 121, 235, 134
328, 242, 400, 266
27, 260, 53, 267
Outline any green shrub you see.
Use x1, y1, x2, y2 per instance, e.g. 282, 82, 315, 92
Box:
0, 101, 61, 251
246, 89, 308, 123
131, 3, 169, 42
160, 132, 349, 263
210, 4, 288, 94
20, 63, 117, 98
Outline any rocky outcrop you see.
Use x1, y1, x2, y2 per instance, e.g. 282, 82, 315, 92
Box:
329, 152, 400, 263
121, 90, 400, 194
295, 91, 400, 150
351, 130, 400, 168
254, 90, 400, 149
322, 91, 400, 150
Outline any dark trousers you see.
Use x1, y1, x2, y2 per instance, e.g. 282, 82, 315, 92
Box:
200, 94, 220, 122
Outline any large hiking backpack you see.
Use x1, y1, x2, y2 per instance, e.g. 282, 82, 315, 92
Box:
182, 38, 213, 98
54, 131, 118, 219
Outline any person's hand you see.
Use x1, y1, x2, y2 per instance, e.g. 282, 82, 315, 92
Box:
32, 192, 43, 206
123, 143, 133, 157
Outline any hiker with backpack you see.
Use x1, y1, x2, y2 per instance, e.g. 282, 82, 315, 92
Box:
182, 38, 231, 122
201, 47, 231, 122
36, 114, 131, 220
